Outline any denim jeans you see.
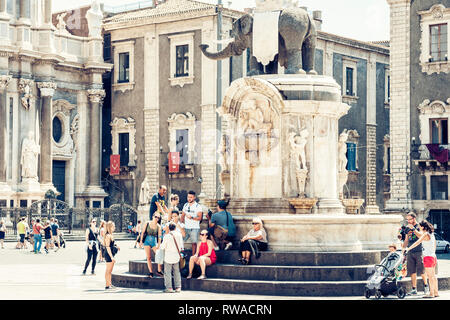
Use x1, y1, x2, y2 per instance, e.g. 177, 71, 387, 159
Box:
34, 234, 42, 253
164, 262, 181, 290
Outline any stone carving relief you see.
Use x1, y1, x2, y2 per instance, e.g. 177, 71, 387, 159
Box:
237, 95, 277, 167
338, 129, 349, 173
0, 75, 11, 90
70, 114, 80, 153
21, 131, 40, 181
289, 129, 308, 171
56, 12, 69, 34
18, 79, 34, 110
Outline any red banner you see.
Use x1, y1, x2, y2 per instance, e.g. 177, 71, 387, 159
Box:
168, 152, 180, 173
110, 155, 120, 175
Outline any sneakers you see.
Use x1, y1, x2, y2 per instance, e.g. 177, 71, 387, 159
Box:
105, 286, 117, 291
197, 275, 207, 280
424, 285, 430, 296
224, 242, 233, 251
44, 248, 48, 254
214, 246, 219, 251
175, 288, 181, 293
186, 274, 192, 279
164, 288, 175, 293
407, 288, 418, 295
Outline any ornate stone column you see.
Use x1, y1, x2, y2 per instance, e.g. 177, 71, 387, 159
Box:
0, 75, 11, 185
87, 89, 105, 189
37, 82, 57, 188
44, 0, 52, 26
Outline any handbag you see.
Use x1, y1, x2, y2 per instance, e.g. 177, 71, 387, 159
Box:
213, 211, 230, 241
172, 233, 186, 269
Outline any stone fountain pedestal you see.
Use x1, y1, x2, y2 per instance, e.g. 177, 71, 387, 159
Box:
216, 74, 402, 252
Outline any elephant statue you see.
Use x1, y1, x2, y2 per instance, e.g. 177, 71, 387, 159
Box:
200, 7, 317, 76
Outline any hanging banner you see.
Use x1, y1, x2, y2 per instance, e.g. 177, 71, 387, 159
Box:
110, 155, 120, 175
169, 152, 180, 173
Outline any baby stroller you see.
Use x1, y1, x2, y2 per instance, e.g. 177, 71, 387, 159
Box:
364, 251, 407, 299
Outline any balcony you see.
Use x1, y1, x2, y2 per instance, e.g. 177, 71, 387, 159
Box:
414, 144, 450, 171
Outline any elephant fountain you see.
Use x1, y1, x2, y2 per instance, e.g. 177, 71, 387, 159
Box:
200, 7, 317, 75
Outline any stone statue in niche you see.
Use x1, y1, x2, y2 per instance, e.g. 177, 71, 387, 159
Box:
338, 129, 349, 173
289, 129, 308, 170
19, 82, 33, 110
139, 176, 151, 205
238, 96, 276, 167
56, 12, 69, 33
218, 135, 230, 173
21, 131, 40, 180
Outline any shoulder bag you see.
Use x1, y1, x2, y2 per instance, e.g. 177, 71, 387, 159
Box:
172, 233, 186, 269
213, 211, 229, 241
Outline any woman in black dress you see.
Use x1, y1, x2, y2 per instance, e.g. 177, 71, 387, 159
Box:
104, 221, 120, 290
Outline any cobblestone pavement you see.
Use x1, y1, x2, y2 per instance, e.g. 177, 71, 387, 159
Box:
0, 240, 449, 300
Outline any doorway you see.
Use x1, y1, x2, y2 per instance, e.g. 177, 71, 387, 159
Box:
427, 209, 450, 241
52, 160, 66, 202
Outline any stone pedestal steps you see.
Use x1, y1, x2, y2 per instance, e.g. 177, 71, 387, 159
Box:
109, 250, 439, 297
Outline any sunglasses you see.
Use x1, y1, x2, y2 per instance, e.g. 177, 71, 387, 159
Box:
252, 223, 259, 225
200, 233, 208, 236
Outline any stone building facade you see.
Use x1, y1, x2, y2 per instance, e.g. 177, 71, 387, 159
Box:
0, 0, 112, 209
386, 0, 450, 240
101, 0, 390, 215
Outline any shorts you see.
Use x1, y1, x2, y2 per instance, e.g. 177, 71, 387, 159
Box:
19, 234, 25, 243
143, 235, 157, 248
0, 231, 5, 240
407, 250, 424, 276
45, 238, 52, 244
183, 228, 199, 244
423, 256, 437, 268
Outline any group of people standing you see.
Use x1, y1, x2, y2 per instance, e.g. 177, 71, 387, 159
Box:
400, 212, 439, 298
14, 217, 62, 254
139, 185, 269, 293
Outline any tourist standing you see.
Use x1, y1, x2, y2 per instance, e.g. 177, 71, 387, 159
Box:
16, 217, 27, 249
168, 194, 180, 222
405, 220, 439, 298
161, 223, 184, 293
149, 185, 169, 220
0, 220, 6, 249
83, 219, 99, 275
43, 221, 52, 254
98, 220, 106, 263
32, 218, 43, 254
140, 213, 163, 277
181, 191, 203, 255
238, 217, 268, 265
187, 230, 216, 280
51, 219, 60, 251
164, 210, 185, 238
104, 221, 119, 290
401, 212, 429, 295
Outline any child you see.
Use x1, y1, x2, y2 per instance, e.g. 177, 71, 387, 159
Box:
388, 243, 397, 253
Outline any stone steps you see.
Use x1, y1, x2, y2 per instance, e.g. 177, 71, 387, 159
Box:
111, 250, 450, 296
2, 232, 135, 242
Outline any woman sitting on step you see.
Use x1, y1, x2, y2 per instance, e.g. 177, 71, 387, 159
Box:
238, 217, 268, 265
187, 230, 217, 280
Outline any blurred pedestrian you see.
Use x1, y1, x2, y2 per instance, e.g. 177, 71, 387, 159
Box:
0, 220, 6, 249
43, 221, 52, 254
32, 218, 43, 254
51, 219, 60, 251
98, 220, 106, 263
16, 217, 27, 249
133, 220, 142, 249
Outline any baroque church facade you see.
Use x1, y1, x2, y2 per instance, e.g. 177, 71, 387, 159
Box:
0, 0, 112, 209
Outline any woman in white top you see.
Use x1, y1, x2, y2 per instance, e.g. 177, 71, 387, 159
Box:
97, 220, 106, 263
406, 220, 439, 298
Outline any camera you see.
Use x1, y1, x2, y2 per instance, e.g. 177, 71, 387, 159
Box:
399, 225, 407, 241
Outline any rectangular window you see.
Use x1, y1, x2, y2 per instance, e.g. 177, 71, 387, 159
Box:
118, 52, 130, 83
7, 0, 13, 15
346, 142, 357, 171
345, 67, 354, 96
118, 132, 129, 166
431, 175, 448, 200
175, 45, 189, 77
103, 33, 111, 61
19, 200, 27, 208
430, 118, 448, 144
386, 146, 391, 174
176, 129, 189, 165
430, 23, 448, 62
0, 200, 6, 207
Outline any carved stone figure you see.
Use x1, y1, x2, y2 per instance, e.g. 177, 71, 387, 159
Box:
218, 135, 230, 173
418, 144, 430, 160
289, 129, 309, 170
19, 80, 33, 110
56, 12, 68, 33
338, 129, 349, 173
21, 131, 40, 180
86, 0, 103, 38
200, 6, 317, 75
139, 176, 151, 205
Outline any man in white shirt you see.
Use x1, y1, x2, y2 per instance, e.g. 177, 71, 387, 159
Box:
181, 190, 203, 255
161, 223, 184, 293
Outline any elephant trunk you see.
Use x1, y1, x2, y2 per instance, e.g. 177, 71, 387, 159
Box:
199, 42, 236, 60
